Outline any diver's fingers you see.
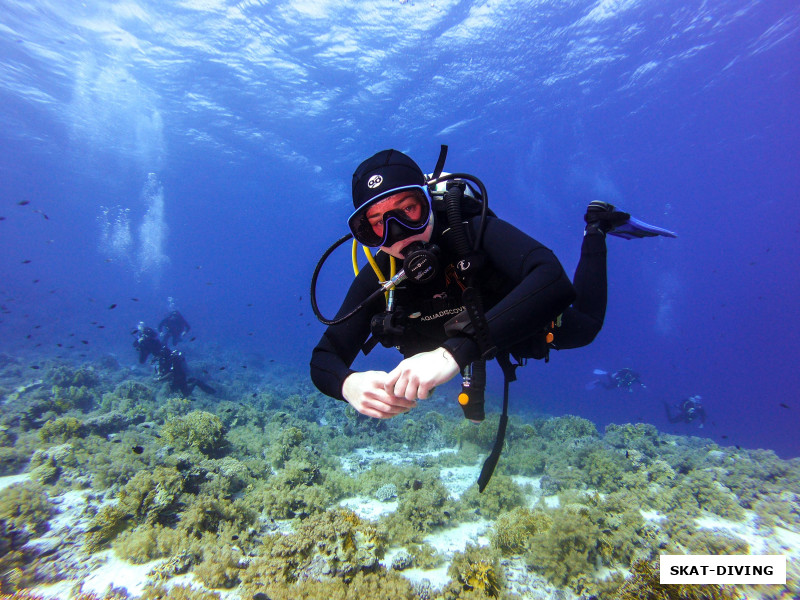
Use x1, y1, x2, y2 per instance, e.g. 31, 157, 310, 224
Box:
360, 396, 416, 419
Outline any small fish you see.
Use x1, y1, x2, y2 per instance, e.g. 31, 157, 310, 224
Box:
231, 535, 239, 540
30, 365, 40, 370
253, 594, 269, 600
247, 303, 253, 307
131, 297, 139, 301
112, 439, 121, 444
721, 435, 728, 439
779, 403, 790, 409
81, 340, 89, 345
108, 303, 117, 309
241, 365, 247, 369
190, 336, 196, 341
219, 366, 226, 371
132, 445, 144, 454
21, 259, 31, 264
0, 216, 5, 220
33, 279, 39, 283
17, 200, 30, 206
33, 209, 49, 219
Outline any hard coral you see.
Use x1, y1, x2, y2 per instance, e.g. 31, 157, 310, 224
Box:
446, 544, 504, 598
490, 507, 552, 555
617, 558, 739, 600
161, 410, 227, 456
461, 474, 525, 519
241, 508, 385, 586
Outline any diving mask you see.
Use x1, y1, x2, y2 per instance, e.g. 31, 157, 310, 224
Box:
347, 185, 432, 248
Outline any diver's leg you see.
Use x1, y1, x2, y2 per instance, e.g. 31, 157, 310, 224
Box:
553, 229, 608, 349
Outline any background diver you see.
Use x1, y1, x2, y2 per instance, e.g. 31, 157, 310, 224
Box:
158, 307, 191, 346
133, 322, 163, 364
310, 148, 675, 420
154, 346, 216, 398
586, 367, 646, 392
664, 395, 706, 428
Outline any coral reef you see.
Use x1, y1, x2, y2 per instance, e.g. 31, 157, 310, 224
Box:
0, 351, 797, 599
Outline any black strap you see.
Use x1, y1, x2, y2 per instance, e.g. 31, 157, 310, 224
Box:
477, 352, 518, 493
431, 144, 448, 180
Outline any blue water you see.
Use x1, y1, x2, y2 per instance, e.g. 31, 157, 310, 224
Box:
2, 0, 798, 456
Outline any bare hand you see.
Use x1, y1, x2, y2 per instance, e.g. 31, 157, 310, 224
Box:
385, 348, 460, 401
342, 370, 418, 419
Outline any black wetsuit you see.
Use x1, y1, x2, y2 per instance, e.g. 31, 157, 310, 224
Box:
665, 398, 706, 427
134, 327, 164, 364
155, 349, 215, 398
159, 311, 191, 345
310, 212, 609, 401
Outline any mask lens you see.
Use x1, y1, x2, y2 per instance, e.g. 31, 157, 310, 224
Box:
348, 186, 431, 247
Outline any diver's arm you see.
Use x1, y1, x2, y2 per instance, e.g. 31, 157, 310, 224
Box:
442, 216, 576, 368
310, 265, 387, 401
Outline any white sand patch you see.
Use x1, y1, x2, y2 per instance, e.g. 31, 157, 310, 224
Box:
0, 472, 30, 490
424, 519, 491, 555
401, 565, 450, 590
773, 525, 800, 553
439, 464, 480, 499
339, 445, 457, 474
541, 493, 560, 508
81, 552, 162, 596
33, 551, 162, 598
48, 489, 93, 532
696, 511, 770, 553
339, 495, 398, 520
641, 509, 666, 522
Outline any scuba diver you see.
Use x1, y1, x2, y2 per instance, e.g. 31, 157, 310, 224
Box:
665, 395, 706, 428
309, 147, 675, 490
158, 298, 191, 345
154, 346, 216, 398
587, 367, 646, 392
133, 322, 164, 364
